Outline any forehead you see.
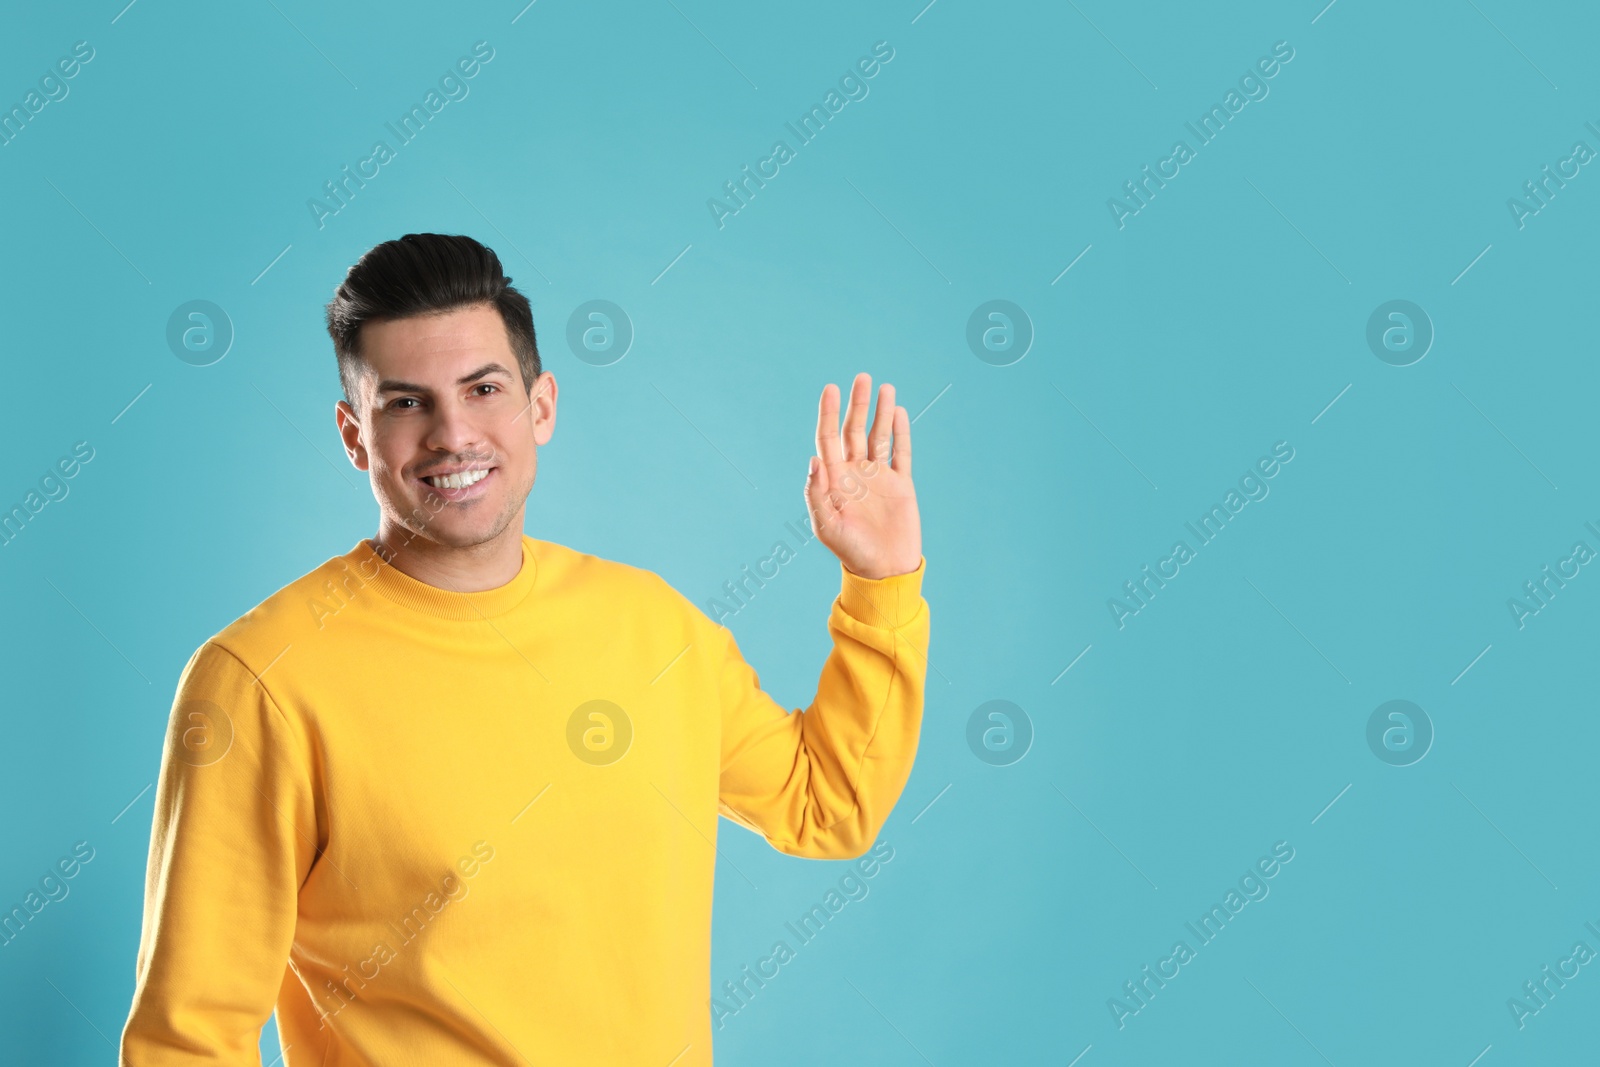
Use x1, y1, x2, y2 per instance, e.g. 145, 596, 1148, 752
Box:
358, 304, 512, 381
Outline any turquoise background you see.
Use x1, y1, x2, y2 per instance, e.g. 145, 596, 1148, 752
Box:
2, 0, 1597, 1062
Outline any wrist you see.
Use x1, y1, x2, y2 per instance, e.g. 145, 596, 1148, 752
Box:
842, 554, 923, 581
838, 555, 925, 626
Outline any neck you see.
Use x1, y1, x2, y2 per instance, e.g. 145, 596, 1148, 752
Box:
370, 515, 526, 593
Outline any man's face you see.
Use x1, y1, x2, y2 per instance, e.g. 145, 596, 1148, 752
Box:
334, 302, 556, 550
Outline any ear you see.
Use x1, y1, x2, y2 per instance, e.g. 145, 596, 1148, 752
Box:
335, 400, 370, 471
528, 371, 558, 447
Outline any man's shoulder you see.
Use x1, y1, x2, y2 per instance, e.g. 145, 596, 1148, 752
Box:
200, 542, 364, 672
529, 537, 706, 621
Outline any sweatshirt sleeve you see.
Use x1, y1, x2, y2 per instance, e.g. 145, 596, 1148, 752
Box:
121, 640, 321, 1066
715, 556, 929, 860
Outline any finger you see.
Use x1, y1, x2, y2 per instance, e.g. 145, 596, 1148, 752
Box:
867, 382, 895, 465
815, 382, 844, 469
842, 372, 871, 461
890, 404, 911, 477
804, 454, 833, 532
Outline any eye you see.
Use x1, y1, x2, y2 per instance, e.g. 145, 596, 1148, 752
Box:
473, 383, 501, 396
389, 397, 421, 410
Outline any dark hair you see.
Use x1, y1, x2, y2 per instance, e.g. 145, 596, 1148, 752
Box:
324, 233, 540, 407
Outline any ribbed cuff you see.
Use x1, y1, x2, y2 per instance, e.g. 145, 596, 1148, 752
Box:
838, 555, 926, 628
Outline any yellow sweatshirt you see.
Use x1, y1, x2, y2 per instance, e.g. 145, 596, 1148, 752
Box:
120, 535, 929, 1066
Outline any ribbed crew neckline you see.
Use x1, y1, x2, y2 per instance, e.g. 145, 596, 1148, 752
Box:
344, 536, 539, 621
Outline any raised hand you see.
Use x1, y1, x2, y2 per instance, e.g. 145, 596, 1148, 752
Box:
806, 372, 922, 580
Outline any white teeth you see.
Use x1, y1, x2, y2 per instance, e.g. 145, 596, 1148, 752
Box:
425, 469, 489, 490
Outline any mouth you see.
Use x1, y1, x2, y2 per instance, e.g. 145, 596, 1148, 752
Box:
416, 466, 496, 502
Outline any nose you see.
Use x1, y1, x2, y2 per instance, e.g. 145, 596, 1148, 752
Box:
422, 396, 486, 457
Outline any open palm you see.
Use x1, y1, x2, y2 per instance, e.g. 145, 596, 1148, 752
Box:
806, 372, 922, 580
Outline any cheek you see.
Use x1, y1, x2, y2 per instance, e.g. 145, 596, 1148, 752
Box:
368, 432, 417, 481
492, 432, 538, 479
371, 457, 410, 487
507, 451, 536, 493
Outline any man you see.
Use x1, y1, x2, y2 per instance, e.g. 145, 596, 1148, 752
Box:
119, 233, 930, 1065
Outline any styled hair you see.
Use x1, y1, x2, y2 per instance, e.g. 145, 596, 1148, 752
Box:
324, 233, 540, 407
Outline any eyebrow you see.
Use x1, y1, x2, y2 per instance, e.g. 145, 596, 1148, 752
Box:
376, 363, 514, 395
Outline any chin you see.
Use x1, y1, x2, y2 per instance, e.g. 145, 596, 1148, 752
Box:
420, 519, 504, 549
423, 506, 521, 548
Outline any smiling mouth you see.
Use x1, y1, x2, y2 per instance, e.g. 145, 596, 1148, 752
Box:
422, 468, 492, 489
416, 467, 496, 502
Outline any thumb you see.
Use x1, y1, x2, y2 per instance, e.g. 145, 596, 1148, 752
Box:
804, 455, 830, 531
